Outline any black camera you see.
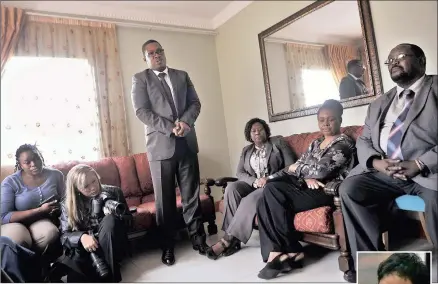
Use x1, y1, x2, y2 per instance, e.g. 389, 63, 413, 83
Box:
91, 192, 127, 219
88, 192, 126, 279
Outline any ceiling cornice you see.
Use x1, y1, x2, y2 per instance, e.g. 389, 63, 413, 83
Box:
2, 1, 253, 32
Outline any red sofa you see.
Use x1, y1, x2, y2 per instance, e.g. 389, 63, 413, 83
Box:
214, 125, 363, 277
0, 153, 217, 239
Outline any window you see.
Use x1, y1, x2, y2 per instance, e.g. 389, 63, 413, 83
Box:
1, 56, 101, 166
301, 69, 340, 106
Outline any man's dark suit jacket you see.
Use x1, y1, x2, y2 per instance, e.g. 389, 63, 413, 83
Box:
348, 75, 437, 191
339, 74, 366, 100
236, 136, 296, 186
131, 68, 200, 161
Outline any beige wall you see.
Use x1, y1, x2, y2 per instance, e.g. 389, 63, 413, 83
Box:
116, 27, 232, 200
215, 0, 438, 172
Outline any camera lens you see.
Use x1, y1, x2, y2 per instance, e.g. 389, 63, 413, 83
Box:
104, 200, 126, 217
90, 252, 110, 278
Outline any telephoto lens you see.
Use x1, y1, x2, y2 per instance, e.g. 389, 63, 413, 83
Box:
90, 251, 110, 278
87, 230, 110, 279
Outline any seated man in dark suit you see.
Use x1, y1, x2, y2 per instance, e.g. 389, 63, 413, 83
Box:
339, 43, 437, 283
339, 59, 368, 99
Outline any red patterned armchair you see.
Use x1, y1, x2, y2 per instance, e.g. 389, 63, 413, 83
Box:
211, 125, 363, 277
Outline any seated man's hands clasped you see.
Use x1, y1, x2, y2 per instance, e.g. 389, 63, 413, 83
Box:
372, 158, 421, 180
172, 120, 191, 137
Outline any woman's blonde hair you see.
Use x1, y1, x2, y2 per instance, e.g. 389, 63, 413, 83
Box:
65, 164, 102, 231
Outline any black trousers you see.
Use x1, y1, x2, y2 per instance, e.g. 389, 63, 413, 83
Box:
256, 178, 333, 262
339, 171, 438, 268
149, 138, 205, 248
63, 215, 128, 283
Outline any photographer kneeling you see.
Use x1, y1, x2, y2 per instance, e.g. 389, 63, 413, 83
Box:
59, 164, 131, 283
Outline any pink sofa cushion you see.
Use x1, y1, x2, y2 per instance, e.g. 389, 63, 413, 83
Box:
294, 206, 333, 233
137, 194, 213, 222
132, 153, 154, 195
51, 161, 80, 177
84, 158, 121, 187
111, 156, 142, 198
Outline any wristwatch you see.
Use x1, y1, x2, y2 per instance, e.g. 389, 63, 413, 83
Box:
415, 159, 429, 177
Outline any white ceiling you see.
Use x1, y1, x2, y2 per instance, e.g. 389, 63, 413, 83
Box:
268, 1, 363, 45
1, 1, 253, 31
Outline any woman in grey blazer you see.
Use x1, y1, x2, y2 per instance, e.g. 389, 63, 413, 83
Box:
207, 118, 295, 260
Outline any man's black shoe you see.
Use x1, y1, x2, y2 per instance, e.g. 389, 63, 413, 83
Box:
192, 242, 209, 255
161, 248, 175, 266
191, 234, 208, 255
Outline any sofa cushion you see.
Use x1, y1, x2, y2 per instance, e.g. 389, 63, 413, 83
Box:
84, 158, 121, 187
294, 206, 333, 233
132, 153, 154, 195
341, 125, 363, 141
111, 156, 142, 198
51, 161, 80, 177
284, 132, 322, 158
136, 194, 214, 226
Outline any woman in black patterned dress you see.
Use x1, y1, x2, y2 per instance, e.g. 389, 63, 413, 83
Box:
256, 99, 356, 280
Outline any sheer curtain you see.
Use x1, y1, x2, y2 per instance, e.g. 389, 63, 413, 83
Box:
284, 43, 339, 108
1, 15, 130, 165
1, 56, 101, 165
324, 44, 359, 87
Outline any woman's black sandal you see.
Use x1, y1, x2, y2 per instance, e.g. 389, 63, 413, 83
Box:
258, 253, 304, 280
206, 239, 228, 260
222, 238, 241, 257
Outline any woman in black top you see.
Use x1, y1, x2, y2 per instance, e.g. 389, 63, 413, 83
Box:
256, 100, 356, 279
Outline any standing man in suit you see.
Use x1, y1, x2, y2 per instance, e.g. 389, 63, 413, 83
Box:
131, 39, 208, 266
339, 43, 437, 283
339, 59, 368, 100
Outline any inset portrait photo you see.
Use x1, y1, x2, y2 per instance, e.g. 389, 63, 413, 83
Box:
357, 251, 432, 284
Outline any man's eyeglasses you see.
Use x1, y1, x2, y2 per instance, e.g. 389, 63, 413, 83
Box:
384, 53, 414, 65
146, 48, 164, 58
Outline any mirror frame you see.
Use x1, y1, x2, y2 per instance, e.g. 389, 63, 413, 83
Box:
258, 0, 383, 122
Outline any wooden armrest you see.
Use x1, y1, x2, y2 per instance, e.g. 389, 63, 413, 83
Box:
200, 178, 215, 187
201, 178, 216, 196
215, 177, 238, 187
323, 181, 342, 196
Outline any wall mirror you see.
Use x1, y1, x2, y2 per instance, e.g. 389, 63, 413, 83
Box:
258, 0, 383, 121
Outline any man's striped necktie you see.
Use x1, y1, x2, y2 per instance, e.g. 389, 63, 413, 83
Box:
386, 89, 415, 159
